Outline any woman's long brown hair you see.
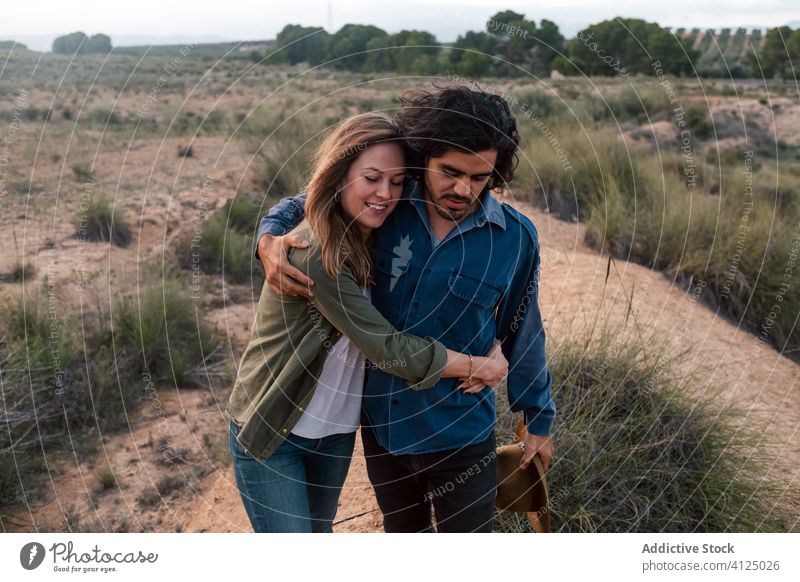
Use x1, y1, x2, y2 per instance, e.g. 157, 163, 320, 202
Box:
305, 113, 401, 288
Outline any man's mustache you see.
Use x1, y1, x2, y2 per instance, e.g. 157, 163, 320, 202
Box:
441, 195, 471, 204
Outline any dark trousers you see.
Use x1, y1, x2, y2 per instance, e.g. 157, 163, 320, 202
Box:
361, 422, 497, 533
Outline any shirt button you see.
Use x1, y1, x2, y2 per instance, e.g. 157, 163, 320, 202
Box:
298, 406, 304, 412
282, 428, 288, 433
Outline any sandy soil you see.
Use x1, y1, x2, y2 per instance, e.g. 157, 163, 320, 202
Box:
6, 196, 798, 533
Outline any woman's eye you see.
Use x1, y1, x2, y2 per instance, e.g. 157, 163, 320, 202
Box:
391, 180, 404, 187
364, 176, 380, 182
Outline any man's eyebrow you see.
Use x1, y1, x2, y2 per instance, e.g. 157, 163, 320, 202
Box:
440, 164, 463, 175
441, 163, 492, 178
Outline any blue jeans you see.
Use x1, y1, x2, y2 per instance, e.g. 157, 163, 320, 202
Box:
229, 420, 356, 532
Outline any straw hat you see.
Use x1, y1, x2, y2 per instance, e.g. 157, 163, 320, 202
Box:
495, 422, 550, 533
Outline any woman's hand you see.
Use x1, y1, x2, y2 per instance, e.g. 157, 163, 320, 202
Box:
458, 340, 508, 394
257, 233, 315, 298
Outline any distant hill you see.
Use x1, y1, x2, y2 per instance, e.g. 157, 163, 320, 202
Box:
0, 40, 28, 50
675, 27, 765, 77
112, 40, 275, 59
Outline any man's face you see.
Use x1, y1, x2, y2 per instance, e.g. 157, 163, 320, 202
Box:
424, 149, 498, 222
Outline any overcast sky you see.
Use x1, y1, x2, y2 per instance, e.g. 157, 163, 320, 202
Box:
4, 0, 799, 51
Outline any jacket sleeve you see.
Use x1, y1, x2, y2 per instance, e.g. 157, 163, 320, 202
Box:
495, 230, 556, 436
289, 245, 447, 390
254, 193, 308, 259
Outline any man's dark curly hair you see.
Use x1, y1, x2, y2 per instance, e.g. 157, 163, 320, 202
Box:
394, 84, 519, 190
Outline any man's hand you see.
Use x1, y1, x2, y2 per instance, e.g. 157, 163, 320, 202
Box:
257, 233, 315, 298
520, 433, 553, 472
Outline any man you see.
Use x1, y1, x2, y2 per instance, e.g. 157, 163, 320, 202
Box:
255, 85, 555, 533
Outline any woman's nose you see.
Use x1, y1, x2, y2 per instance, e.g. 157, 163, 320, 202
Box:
374, 179, 392, 199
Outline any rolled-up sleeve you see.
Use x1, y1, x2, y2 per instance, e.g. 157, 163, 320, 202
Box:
289, 245, 447, 390
254, 193, 308, 258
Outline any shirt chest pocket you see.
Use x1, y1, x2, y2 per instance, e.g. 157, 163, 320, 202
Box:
434, 270, 504, 352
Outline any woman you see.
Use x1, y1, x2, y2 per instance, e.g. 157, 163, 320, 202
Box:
225, 113, 507, 533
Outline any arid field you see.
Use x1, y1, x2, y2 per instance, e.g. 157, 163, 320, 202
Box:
1, 47, 799, 532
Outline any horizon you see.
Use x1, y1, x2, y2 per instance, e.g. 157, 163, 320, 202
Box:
3, 0, 799, 52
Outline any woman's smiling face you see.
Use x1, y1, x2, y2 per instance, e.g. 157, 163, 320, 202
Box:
339, 142, 405, 236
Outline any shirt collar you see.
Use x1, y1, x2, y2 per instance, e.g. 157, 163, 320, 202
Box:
404, 178, 507, 231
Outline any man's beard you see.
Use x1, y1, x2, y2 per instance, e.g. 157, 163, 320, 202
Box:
432, 194, 477, 222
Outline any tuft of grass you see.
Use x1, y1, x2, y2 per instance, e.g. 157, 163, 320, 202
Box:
494, 324, 798, 532
136, 475, 186, 507
7, 261, 35, 282
510, 86, 566, 119
177, 193, 265, 287
97, 468, 117, 491
74, 194, 132, 247
516, 120, 648, 222
112, 277, 226, 386
71, 164, 94, 183
239, 105, 329, 196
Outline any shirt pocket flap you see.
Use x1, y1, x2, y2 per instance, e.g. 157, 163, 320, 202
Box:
447, 271, 503, 309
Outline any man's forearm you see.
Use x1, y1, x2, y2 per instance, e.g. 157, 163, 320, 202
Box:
498, 245, 556, 436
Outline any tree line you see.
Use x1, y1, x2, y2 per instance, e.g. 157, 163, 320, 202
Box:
265, 12, 799, 79
46, 13, 800, 80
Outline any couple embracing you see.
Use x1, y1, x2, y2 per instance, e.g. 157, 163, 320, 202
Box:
225, 85, 555, 533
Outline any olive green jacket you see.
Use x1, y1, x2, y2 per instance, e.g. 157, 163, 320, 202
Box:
225, 221, 448, 461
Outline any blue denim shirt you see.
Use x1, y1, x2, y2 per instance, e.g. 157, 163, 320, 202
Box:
257, 179, 555, 454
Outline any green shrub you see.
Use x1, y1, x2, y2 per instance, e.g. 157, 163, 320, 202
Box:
136, 475, 186, 507
112, 278, 225, 386
97, 468, 117, 490
0, 276, 230, 509
494, 325, 798, 532
87, 106, 121, 126
240, 106, 328, 196
225, 193, 265, 234
74, 194, 132, 247
171, 109, 227, 136
177, 193, 265, 286
8, 261, 35, 282
72, 164, 94, 182
0, 291, 79, 506
583, 146, 800, 361
516, 122, 648, 221
686, 105, 713, 140
509, 86, 565, 119
583, 83, 673, 124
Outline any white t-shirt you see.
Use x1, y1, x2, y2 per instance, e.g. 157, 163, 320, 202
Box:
291, 290, 370, 439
